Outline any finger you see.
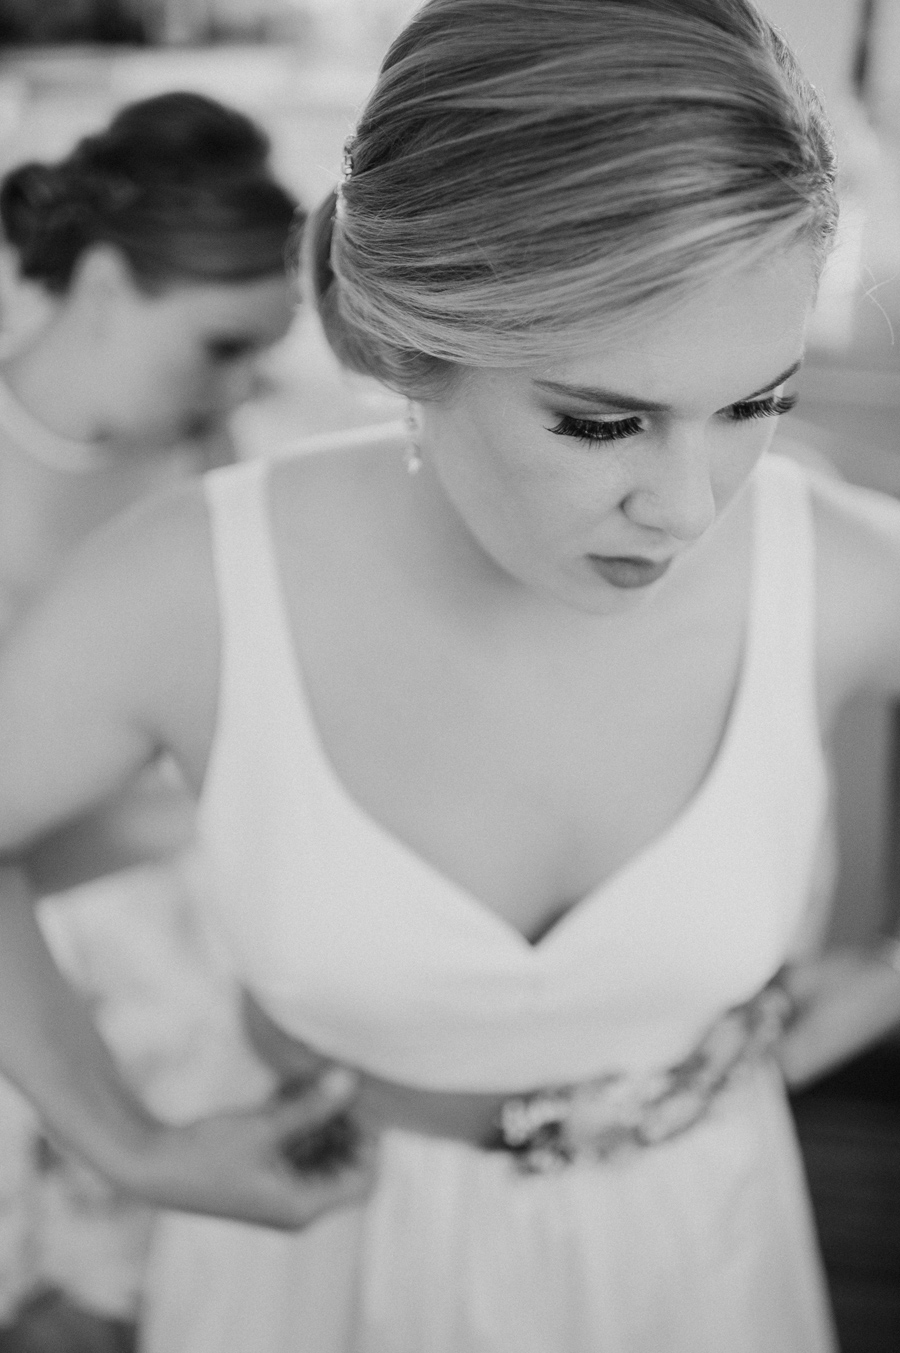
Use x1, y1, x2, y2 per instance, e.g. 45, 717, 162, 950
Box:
266, 1069, 363, 1175
262, 1130, 378, 1229
777, 993, 889, 1089
267, 1164, 376, 1231
267, 1066, 360, 1136
777, 961, 826, 1007
776, 1020, 847, 1088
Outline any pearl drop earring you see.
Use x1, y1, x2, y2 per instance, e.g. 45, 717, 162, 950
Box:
404, 401, 423, 475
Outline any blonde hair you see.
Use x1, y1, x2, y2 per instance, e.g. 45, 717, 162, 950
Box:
306, 0, 837, 397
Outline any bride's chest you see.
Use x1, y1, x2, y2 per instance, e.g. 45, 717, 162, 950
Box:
284, 582, 746, 940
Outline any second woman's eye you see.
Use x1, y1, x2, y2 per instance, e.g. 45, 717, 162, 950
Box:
205, 337, 255, 363
548, 413, 645, 446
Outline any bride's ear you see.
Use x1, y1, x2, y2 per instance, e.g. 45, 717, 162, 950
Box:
64, 244, 149, 348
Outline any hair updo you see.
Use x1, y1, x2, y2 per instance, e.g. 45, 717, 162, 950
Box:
307, 0, 838, 399
0, 91, 300, 295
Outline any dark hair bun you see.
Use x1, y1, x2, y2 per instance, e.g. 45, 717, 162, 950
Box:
76, 91, 271, 184
0, 91, 299, 294
0, 161, 93, 293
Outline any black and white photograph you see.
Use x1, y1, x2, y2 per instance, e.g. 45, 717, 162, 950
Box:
0, 1, 898, 1349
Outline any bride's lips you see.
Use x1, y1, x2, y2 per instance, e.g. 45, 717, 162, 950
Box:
586, 554, 673, 588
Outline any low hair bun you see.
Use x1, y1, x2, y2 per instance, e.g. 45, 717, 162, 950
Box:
306, 189, 340, 309
2, 162, 67, 240
79, 91, 271, 185
305, 189, 356, 365
0, 91, 298, 294
304, 185, 447, 395
0, 161, 94, 293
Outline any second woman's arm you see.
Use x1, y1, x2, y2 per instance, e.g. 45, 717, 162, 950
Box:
0, 483, 373, 1225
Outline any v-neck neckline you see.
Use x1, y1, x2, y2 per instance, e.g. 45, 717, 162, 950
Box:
255, 462, 762, 954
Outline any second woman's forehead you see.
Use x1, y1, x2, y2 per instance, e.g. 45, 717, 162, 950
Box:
165, 275, 295, 343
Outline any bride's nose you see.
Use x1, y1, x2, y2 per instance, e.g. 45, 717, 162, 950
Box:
621, 426, 716, 543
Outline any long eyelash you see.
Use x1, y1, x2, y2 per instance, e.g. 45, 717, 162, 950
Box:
726, 393, 798, 422
549, 392, 798, 448
549, 413, 643, 446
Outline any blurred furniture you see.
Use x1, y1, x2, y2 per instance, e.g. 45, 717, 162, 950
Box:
0, 0, 153, 44
792, 1044, 900, 1353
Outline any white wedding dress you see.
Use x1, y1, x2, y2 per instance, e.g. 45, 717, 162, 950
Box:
140, 451, 837, 1352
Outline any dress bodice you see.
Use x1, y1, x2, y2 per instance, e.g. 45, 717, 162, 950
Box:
197, 452, 827, 1093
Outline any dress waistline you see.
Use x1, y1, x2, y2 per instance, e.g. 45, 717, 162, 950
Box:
245, 974, 795, 1176
483, 973, 793, 1172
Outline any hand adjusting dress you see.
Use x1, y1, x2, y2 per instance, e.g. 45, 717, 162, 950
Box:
141, 452, 837, 1353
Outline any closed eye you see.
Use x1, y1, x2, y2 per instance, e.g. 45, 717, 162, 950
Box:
548, 413, 644, 446
722, 392, 798, 422
548, 392, 798, 448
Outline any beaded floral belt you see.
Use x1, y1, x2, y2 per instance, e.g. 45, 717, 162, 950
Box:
485, 972, 795, 1174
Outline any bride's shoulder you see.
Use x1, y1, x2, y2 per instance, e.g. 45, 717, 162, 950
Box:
265, 424, 409, 548
267, 422, 407, 493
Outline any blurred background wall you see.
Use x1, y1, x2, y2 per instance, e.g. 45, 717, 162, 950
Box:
762, 0, 900, 951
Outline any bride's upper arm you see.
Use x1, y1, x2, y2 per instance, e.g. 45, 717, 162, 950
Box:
0, 480, 219, 855
813, 474, 900, 710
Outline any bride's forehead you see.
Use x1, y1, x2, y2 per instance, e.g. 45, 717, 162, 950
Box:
530, 256, 814, 399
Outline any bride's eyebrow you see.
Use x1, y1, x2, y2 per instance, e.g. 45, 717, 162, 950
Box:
533, 359, 803, 413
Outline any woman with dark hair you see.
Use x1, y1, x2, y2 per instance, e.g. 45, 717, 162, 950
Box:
0, 88, 298, 605
0, 5, 898, 1351
0, 90, 298, 1345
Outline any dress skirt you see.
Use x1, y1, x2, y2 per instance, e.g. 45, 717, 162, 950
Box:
140, 1061, 836, 1353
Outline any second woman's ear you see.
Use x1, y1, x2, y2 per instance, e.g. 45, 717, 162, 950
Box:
67, 243, 142, 332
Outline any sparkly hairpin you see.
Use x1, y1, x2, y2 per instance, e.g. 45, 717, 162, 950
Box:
340, 135, 355, 184
335, 134, 355, 218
